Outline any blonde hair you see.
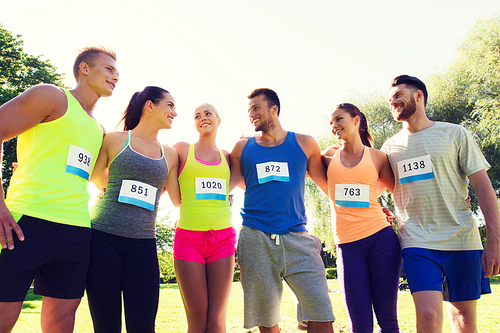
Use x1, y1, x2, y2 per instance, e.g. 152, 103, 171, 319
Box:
73, 46, 116, 81
195, 103, 220, 118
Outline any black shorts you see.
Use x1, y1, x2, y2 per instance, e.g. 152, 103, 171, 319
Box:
0, 215, 91, 302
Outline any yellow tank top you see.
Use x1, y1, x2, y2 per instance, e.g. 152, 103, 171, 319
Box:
177, 144, 232, 231
327, 147, 389, 244
5, 89, 103, 227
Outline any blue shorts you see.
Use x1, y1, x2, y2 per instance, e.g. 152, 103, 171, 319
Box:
0, 215, 91, 301
402, 248, 489, 302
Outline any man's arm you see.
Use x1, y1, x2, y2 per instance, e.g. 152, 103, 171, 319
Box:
469, 169, 500, 277
0, 84, 66, 250
229, 140, 247, 192
297, 134, 328, 195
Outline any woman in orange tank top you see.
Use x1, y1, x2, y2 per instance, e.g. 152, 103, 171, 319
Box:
322, 103, 401, 333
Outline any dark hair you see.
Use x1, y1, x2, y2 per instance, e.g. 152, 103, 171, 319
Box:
73, 46, 116, 81
121, 86, 169, 130
390, 74, 428, 106
247, 88, 281, 116
334, 103, 374, 148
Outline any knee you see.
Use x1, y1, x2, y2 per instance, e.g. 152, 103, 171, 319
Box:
206, 314, 225, 333
416, 307, 442, 328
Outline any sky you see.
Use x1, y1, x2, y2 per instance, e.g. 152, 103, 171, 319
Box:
1, 0, 500, 226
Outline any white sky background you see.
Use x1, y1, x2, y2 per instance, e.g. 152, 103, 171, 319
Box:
1, 0, 499, 228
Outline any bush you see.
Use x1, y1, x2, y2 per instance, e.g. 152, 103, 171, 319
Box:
160, 275, 177, 284
325, 267, 337, 279
233, 270, 240, 282
158, 251, 175, 283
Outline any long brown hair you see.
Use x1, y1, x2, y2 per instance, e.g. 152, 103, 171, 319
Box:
334, 103, 374, 148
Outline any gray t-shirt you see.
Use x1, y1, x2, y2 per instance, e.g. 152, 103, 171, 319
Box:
382, 122, 490, 250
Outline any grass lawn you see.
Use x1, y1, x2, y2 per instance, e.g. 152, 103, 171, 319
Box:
11, 276, 500, 332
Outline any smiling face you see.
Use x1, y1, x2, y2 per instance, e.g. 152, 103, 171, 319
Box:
86, 53, 119, 97
152, 92, 176, 129
248, 94, 275, 132
388, 84, 418, 122
193, 104, 220, 134
330, 108, 359, 141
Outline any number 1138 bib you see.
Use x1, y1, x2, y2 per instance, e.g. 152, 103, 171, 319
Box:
397, 155, 434, 184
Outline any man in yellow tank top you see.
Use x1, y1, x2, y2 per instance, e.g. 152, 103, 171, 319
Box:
0, 46, 119, 333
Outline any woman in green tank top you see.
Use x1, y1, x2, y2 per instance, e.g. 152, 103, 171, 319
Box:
173, 103, 237, 333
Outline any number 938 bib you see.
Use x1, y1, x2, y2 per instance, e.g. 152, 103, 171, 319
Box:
66, 145, 94, 180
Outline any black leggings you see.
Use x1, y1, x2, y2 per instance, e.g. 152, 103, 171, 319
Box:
86, 229, 159, 333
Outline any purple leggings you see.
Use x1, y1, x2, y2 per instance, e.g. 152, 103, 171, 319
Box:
337, 226, 401, 333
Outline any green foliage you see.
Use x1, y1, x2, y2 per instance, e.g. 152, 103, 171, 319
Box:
325, 267, 337, 279
426, 14, 500, 197
479, 225, 487, 248
233, 270, 240, 282
1, 24, 66, 195
158, 251, 175, 283
156, 210, 175, 283
156, 211, 174, 252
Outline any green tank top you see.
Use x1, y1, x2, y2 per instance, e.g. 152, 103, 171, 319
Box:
177, 144, 232, 231
5, 89, 103, 227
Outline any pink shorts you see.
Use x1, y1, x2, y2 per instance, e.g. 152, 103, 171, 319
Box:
173, 227, 237, 264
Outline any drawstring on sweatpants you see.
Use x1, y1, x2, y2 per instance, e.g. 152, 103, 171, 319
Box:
270, 234, 280, 246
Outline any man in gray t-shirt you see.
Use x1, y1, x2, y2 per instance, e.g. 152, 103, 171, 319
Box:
382, 75, 500, 333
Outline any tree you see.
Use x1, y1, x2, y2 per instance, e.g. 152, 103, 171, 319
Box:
426, 14, 500, 199
155, 209, 176, 283
1, 24, 65, 194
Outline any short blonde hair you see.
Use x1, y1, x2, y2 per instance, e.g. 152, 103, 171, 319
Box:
73, 46, 116, 81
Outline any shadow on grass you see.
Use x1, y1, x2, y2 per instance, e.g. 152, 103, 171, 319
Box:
22, 288, 42, 310
160, 283, 179, 290
490, 275, 500, 285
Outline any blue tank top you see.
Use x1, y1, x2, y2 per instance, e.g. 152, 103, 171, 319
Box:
240, 132, 308, 234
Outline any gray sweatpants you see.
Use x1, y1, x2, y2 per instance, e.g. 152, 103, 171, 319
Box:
237, 226, 335, 329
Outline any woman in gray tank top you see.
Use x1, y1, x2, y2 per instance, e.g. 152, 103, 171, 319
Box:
86, 86, 181, 333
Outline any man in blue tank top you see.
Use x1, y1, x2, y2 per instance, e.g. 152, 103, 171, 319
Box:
230, 88, 335, 332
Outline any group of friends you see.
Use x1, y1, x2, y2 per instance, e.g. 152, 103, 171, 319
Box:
0, 46, 499, 333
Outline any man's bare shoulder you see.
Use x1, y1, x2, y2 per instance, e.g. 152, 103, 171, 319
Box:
23, 84, 66, 102
294, 132, 316, 144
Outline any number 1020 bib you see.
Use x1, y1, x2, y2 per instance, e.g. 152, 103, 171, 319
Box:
195, 177, 227, 201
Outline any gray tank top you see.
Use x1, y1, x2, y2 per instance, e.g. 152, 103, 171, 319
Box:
90, 131, 169, 239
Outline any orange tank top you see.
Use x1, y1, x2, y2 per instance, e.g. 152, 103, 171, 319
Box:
327, 147, 389, 244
